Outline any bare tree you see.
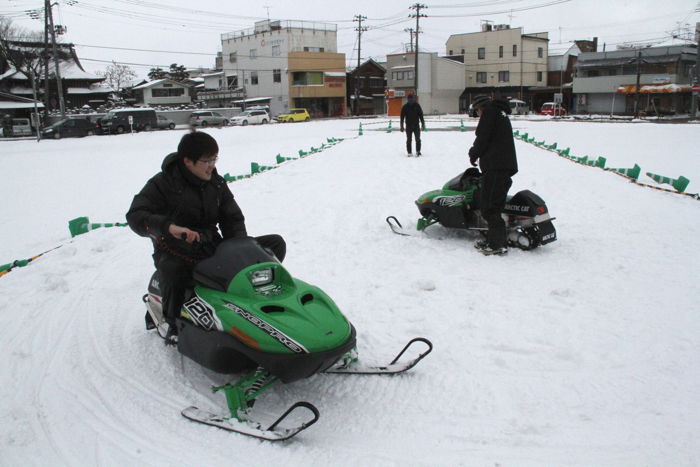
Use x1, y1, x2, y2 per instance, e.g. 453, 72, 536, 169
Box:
99, 60, 137, 95
0, 16, 45, 82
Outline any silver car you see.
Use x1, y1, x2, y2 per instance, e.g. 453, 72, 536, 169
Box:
156, 114, 176, 130
189, 111, 229, 127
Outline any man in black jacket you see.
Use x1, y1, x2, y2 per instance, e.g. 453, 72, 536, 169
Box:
126, 131, 285, 342
400, 94, 426, 156
468, 95, 518, 255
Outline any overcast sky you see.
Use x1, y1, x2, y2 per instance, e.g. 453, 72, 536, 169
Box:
3, 0, 699, 79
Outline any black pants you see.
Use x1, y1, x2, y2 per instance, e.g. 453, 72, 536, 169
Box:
157, 234, 286, 324
405, 126, 421, 154
480, 171, 513, 249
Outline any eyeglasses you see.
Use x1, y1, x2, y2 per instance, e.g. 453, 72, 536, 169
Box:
198, 157, 218, 166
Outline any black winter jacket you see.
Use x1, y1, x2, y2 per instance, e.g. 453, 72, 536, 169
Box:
468, 98, 518, 175
400, 102, 425, 129
126, 152, 247, 259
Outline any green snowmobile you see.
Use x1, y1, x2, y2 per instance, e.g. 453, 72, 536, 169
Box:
143, 237, 432, 441
387, 168, 557, 249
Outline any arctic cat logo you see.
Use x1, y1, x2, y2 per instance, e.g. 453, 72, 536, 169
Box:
505, 204, 530, 213
435, 195, 465, 207
223, 300, 308, 354
542, 232, 556, 241
183, 296, 217, 330
256, 284, 283, 297
150, 279, 160, 290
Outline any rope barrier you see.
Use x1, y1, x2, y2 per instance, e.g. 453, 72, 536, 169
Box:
513, 130, 699, 201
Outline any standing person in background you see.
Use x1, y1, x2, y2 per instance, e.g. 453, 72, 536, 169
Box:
400, 94, 426, 157
468, 95, 518, 256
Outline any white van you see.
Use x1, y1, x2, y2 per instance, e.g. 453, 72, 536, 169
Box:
0, 118, 32, 137
509, 99, 529, 115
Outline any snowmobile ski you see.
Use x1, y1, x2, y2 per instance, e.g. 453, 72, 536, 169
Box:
325, 337, 432, 375
386, 216, 418, 237
181, 401, 320, 442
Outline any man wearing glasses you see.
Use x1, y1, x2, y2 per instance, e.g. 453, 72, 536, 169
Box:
126, 131, 285, 343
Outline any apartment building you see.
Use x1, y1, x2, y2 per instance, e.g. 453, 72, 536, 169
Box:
573, 44, 698, 115
220, 20, 346, 117
445, 23, 549, 111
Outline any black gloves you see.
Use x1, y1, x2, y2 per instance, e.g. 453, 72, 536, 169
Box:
468, 147, 478, 166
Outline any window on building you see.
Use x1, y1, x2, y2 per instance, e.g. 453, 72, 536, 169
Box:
251, 71, 258, 85
227, 76, 238, 89
478, 47, 485, 59
249, 49, 257, 59
369, 77, 384, 87
272, 45, 281, 56
499, 46, 503, 58
152, 88, 185, 97
538, 47, 543, 58
303, 46, 324, 52
461, 48, 465, 54
513, 44, 517, 57
229, 52, 237, 63
292, 71, 323, 85
587, 70, 599, 77
498, 71, 510, 82
476, 72, 487, 83
273, 69, 281, 83
406, 71, 414, 80
449, 49, 453, 55
537, 71, 543, 82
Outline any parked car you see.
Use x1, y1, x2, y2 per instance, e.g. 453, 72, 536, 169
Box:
540, 102, 567, 116
509, 99, 529, 115
275, 108, 310, 123
189, 111, 229, 127
156, 114, 176, 130
0, 118, 33, 137
230, 110, 270, 126
98, 108, 158, 134
42, 117, 97, 139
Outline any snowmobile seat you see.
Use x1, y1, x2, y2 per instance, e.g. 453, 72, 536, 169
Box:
193, 237, 276, 292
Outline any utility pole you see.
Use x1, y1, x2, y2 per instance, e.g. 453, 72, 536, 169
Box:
409, 3, 426, 97
691, 22, 699, 117
353, 14, 367, 116
46, 0, 65, 117
404, 28, 415, 52
43, 3, 50, 118
634, 48, 642, 117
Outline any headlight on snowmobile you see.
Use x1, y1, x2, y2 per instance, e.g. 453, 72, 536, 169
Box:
249, 267, 274, 287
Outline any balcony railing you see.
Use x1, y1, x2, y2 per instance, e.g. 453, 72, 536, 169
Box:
222, 20, 336, 41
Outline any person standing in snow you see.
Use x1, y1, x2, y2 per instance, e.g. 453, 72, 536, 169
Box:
468, 95, 518, 256
126, 131, 285, 343
400, 94, 426, 156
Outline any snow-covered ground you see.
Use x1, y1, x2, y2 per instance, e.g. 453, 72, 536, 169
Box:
1, 117, 699, 466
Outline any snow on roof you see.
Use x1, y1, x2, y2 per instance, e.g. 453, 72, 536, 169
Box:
0, 101, 44, 109
391, 65, 415, 70
132, 79, 189, 90
324, 72, 346, 77
201, 72, 224, 77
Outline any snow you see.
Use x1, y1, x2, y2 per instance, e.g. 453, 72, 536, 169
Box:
1, 117, 699, 465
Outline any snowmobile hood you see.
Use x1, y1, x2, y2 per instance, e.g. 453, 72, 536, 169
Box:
189, 238, 353, 355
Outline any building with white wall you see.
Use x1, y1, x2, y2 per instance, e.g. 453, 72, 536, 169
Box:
385, 51, 464, 115
221, 20, 346, 117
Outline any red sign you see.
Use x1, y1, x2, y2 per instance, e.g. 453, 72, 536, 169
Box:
692, 84, 700, 93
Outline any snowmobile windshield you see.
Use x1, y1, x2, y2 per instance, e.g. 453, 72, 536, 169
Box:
193, 237, 276, 292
